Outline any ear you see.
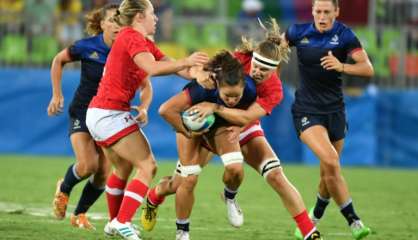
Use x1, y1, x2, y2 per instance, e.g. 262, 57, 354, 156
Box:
335, 7, 340, 17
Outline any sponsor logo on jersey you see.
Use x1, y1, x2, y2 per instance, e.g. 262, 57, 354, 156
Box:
300, 37, 310, 44
73, 119, 81, 129
301, 116, 310, 127
89, 51, 99, 59
330, 35, 339, 45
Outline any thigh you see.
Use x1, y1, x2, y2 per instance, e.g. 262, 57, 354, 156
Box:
300, 125, 339, 164
110, 129, 154, 166
70, 132, 99, 164
207, 126, 241, 155
176, 133, 205, 166
241, 136, 278, 171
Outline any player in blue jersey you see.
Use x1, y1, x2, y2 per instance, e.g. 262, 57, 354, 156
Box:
47, 4, 120, 230
284, 1, 374, 239
157, 51, 256, 240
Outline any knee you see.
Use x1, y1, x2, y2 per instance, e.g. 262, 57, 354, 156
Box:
320, 151, 340, 172
182, 175, 198, 192
138, 158, 157, 178
265, 168, 285, 186
225, 163, 244, 180
76, 160, 99, 176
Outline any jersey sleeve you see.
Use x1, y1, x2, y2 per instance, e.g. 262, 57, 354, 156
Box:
183, 81, 209, 105
125, 32, 150, 58
285, 25, 297, 47
344, 28, 363, 56
256, 74, 283, 115
68, 39, 84, 61
148, 40, 165, 61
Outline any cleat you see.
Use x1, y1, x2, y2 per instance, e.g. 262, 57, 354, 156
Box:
351, 220, 371, 240
109, 218, 141, 240
52, 179, 68, 220
104, 221, 117, 236
306, 230, 323, 240
295, 207, 318, 240
105, 220, 140, 237
140, 200, 158, 231
70, 213, 96, 230
176, 230, 190, 240
221, 194, 243, 228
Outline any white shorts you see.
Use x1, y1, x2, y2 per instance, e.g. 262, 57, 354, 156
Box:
239, 123, 264, 145
86, 108, 139, 147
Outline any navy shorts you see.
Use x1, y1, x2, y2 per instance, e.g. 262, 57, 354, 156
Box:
68, 109, 89, 136
292, 111, 348, 142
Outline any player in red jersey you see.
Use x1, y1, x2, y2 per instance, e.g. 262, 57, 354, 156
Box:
141, 18, 322, 240
85, 1, 208, 240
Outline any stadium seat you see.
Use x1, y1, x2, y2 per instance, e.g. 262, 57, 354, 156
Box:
175, 23, 199, 50
30, 36, 59, 65
181, 0, 216, 12
0, 34, 28, 64
202, 23, 229, 49
158, 42, 188, 60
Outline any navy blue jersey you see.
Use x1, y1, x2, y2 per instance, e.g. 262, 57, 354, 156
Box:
286, 21, 362, 113
185, 75, 257, 110
68, 34, 110, 116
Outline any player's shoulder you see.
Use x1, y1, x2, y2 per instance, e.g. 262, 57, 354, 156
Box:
287, 23, 312, 35
334, 21, 356, 38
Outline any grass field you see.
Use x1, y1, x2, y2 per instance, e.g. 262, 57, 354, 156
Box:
0, 155, 417, 240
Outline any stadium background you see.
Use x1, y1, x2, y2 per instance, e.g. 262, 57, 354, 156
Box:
0, 1, 417, 240
0, 0, 417, 167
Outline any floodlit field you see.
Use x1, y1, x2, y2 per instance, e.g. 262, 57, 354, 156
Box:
0, 155, 417, 240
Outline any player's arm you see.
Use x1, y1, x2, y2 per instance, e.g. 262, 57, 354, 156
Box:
47, 48, 73, 116
189, 101, 267, 127
134, 77, 153, 126
159, 91, 191, 137
342, 49, 374, 77
133, 52, 208, 76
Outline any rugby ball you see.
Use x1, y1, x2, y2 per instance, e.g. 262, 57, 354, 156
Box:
181, 111, 215, 132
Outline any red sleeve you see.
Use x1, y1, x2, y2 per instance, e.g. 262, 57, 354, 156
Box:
125, 30, 149, 58
256, 73, 283, 115
147, 39, 165, 61
233, 51, 252, 74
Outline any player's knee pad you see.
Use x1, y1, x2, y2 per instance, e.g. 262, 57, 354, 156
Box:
175, 160, 202, 177
221, 152, 244, 166
259, 158, 281, 178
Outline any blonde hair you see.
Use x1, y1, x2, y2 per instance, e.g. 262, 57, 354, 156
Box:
236, 17, 290, 66
85, 4, 119, 36
113, 0, 150, 26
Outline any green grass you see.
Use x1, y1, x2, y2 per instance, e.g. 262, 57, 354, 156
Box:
0, 155, 417, 240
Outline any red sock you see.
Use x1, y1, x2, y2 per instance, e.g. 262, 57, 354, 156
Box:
105, 173, 127, 221
294, 210, 316, 238
147, 187, 165, 206
117, 179, 149, 223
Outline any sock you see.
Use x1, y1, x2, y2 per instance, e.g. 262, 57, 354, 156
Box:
74, 177, 105, 215
147, 187, 165, 206
176, 219, 190, 232
294, 210, 316, 239
340, 199, 360, 226
224, 186, 238, 200
60, 164, 83, 195
117, 179, 148, 223
105, 173, 127, 221
313, 193, 330, 219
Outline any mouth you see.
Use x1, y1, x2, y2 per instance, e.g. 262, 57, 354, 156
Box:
319, 22, 327, 28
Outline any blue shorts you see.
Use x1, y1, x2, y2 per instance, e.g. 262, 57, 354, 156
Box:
292, 111, 348, 142
68, 109, 89, 136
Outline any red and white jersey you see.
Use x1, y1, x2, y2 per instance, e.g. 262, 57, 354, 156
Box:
233, 51, 283, 115
89, 27, 165, 111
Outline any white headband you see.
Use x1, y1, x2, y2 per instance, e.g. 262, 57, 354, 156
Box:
251, 52, 280, 70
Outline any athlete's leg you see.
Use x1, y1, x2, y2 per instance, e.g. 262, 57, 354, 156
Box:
175, 133, 209, 238
53, 132, 100, 220
242, 136, 319, 239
